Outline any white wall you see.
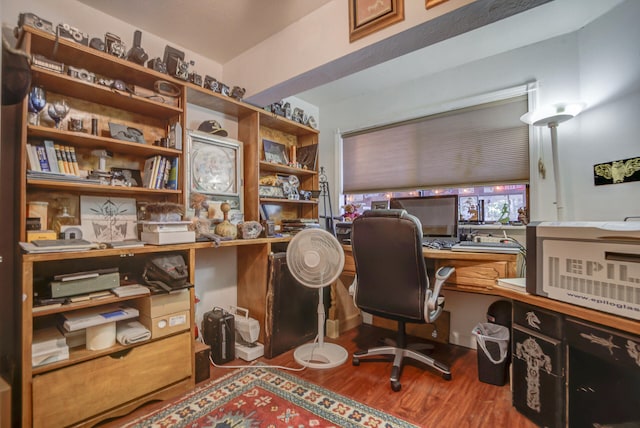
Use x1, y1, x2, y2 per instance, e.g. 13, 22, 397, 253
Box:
193, 247, 237, 338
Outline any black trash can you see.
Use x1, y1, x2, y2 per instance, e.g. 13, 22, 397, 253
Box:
472, 322, 510, 386
487, 300, 512, 329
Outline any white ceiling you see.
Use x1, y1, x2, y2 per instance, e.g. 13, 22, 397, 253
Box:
75, 0, 622, 107
76, 0, 333, 64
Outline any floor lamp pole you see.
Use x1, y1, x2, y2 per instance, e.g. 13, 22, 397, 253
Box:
548, 122, 565, 221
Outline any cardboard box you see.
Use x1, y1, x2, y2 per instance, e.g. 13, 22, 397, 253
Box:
26, 230, 57, 242
133, 290, 190, 318
140, 310, 190, 338
194, 342, 211, 383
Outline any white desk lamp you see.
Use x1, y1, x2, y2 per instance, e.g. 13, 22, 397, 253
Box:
520, 103, 585, 221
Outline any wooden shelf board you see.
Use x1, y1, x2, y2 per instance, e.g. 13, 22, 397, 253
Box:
25, 27, 184, 91
28, 125, 181, 157
32, 67, 182, 118
26, 178, 182, 194
186, 86, 257, 118
259, 161, 317, 176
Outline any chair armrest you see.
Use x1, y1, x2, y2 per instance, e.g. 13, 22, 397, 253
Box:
425, 266, 455, 323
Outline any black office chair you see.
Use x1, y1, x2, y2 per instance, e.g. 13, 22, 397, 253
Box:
350, 209, 455, 391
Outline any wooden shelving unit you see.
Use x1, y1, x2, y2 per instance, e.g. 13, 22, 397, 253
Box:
12, 22, 321, 427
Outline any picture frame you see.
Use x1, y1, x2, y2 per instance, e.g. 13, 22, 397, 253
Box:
425, 0, 449, 9
371, 200, 389, 210
263, 139, 288, 165
110, 167, 142, 187
80, 195, 138, 243
296, 144, 318, 171
186, 129, 244, 219
349, 0, 405, 43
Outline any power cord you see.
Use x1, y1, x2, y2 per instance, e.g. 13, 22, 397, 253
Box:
204, 334, 324, 373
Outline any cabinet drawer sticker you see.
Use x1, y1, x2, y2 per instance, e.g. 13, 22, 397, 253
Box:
515, 337, 553, 413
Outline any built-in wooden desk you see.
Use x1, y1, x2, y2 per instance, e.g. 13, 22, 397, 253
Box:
341, 245, 640, 336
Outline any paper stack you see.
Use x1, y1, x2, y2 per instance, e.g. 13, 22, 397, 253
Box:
140, 221, 195, 245
32, 326, 69, 367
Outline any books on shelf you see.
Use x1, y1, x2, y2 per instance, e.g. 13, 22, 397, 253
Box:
43, 140, 59, 173
141, 230, 196, 245
143, 155, 178, 189
27, 142, 80, 176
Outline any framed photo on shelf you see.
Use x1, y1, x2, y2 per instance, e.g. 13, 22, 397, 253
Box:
263, 139, 288, 165
296, 144, 318, 170
371, 200, 389, 210
110, 167, 142, 187
187, 130, 244, 217
348, 0, 405, 42
80, 195, 138, 243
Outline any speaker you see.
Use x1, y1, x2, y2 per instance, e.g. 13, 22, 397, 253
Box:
202, 307, 235, 364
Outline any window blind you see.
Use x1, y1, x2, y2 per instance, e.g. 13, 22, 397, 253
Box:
342, 96, 529, 193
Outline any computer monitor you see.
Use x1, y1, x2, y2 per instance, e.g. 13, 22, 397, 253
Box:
389, 195, 458, 239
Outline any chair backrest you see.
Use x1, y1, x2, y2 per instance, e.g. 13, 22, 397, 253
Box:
351, 209, 429, 322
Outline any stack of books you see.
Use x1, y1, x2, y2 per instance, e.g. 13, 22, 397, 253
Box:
27, 140, 78, 175
142, 155, 178, 189
140, 221, 195, 245
27, 140, 101, 184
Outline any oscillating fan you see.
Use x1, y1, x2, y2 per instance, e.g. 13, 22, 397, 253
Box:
286, 228, 349, 369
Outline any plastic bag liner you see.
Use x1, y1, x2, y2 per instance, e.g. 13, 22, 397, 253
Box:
472, 322, 509, 364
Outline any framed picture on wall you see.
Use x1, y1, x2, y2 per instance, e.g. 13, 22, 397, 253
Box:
348, 0, 405, 42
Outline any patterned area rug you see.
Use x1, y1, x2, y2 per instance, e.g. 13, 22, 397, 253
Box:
122, 366, 417, 427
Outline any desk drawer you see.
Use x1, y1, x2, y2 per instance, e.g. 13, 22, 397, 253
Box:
437, 259, 514, 289
32, 332, 191, 428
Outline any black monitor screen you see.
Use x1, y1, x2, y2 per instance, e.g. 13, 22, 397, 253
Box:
389, 195, 458, 238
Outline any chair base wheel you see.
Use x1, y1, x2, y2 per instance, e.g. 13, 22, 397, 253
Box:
442, 373, 452, 381
352, 357, 360, 366
391, 380, 401, 392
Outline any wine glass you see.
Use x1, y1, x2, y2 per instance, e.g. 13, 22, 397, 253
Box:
27, 86, 47, 126
47, 100, 70, 129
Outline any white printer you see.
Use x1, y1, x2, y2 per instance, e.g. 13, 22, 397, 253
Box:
527, 221, 640, 320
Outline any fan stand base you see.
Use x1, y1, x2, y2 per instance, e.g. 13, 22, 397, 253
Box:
294, 342, 349, 369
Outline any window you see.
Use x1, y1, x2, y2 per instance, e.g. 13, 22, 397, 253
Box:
345, 185, 528, 224
340, 90, 530, 223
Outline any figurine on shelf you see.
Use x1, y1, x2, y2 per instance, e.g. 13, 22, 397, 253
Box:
497, 203, 510, 225
517, 207, 529, 225
190, 192, 209, 219
215, 202, 237, 239
342, 203, 361, 222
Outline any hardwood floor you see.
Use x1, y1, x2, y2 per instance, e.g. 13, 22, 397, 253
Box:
100, 325, 536, 427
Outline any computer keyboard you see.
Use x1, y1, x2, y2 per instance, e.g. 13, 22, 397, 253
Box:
451, 240, 522, 254
422, 239, 457, 250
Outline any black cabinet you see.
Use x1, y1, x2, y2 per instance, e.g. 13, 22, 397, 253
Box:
512, 302, 565, 428
566, 318, 640, 427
